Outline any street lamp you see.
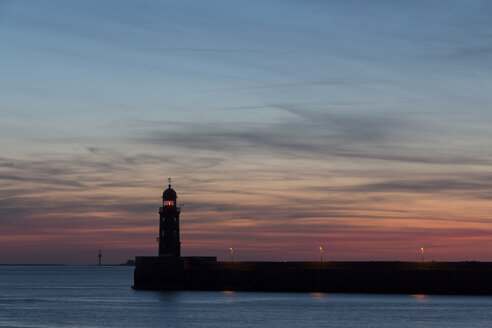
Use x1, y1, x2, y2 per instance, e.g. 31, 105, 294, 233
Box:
230, 248, 234, 262
420, 247, 424, 263
319, 246, 323, 263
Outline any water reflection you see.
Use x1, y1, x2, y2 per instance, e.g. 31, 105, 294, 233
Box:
310, 292, 325, 300
411, 294, 428, 303
221, 291, 235, 295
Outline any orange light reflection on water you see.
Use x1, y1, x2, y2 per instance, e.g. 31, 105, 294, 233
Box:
411, 294, 428, 303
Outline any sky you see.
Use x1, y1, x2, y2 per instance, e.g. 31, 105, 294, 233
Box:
1, 0, 492, 264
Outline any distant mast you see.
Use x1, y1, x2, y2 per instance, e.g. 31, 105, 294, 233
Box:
158, 178, 181, 257
98, 249, 102, 266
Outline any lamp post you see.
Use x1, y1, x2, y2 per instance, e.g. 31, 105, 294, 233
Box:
319, 246, 323, 263
230, 248, 234, 262
420, 247, 424, 263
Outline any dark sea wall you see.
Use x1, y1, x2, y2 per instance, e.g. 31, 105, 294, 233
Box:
133, 257, 492, 295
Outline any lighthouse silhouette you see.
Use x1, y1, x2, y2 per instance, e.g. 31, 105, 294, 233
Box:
158, 179, 181, 257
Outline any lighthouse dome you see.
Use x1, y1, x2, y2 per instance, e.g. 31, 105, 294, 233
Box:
163, 185, 177, 201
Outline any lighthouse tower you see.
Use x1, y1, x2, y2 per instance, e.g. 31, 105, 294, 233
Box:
158, 179, 181, 257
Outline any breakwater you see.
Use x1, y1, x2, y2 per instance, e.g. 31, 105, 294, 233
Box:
133, 257, 492, 295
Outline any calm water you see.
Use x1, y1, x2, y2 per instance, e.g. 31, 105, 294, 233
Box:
1, 266, 492, 327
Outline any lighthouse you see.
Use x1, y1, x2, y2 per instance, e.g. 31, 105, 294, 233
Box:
158, 179, 181, 257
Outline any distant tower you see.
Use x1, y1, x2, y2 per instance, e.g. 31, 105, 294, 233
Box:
158, 178, 181, 257
98, 249, 102, 266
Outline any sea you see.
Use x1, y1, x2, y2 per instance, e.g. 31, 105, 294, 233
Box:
1, 266, 491, 328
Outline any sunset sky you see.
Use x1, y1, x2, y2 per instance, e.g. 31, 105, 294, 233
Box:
2, 0, 492, 264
